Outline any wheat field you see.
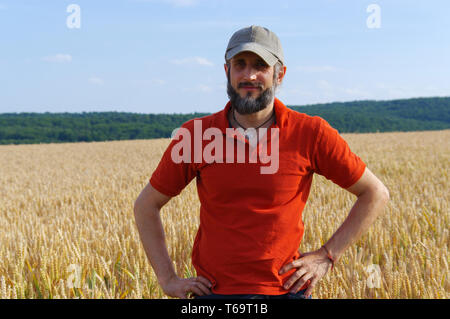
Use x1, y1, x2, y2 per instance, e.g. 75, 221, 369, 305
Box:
0, 130, 448, 299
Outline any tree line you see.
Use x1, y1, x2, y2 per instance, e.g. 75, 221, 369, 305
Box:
1, 97, 449, 145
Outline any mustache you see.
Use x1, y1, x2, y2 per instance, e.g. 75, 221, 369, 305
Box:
238, 82, 263, 89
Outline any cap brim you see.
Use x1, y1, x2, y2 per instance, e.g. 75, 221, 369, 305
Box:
225, 42, 278, 66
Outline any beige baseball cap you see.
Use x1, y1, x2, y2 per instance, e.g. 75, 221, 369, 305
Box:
225, 25, 284, 67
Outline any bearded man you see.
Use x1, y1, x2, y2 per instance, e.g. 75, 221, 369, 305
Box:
134, 25, 389, 299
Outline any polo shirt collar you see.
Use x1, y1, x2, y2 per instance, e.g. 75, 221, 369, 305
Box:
212, 97, 290, 134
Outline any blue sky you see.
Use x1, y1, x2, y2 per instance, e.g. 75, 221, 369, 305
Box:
0, 0, 449, 114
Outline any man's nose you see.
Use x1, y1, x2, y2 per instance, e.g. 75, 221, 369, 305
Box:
243, 65, 257, 80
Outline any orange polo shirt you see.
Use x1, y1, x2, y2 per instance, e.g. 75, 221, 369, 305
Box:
150, 97, 366, 295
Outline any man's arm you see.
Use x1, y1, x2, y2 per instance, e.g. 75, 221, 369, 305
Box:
133, 182, 212, 298
279, 167, 389, 297
323, 167, 390, 261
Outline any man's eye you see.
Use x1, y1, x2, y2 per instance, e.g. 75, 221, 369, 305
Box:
256, 62, 268, 68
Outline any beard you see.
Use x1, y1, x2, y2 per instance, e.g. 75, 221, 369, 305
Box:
226, 75, 277, 115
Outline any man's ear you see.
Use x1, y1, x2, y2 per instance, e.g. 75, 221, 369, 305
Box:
277, 65, 287, 85
224, 63, 231, 81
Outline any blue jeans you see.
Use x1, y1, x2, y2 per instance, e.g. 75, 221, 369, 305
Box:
194, 289, 312, 299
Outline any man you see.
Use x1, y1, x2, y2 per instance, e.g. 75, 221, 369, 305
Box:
134, 25, 389, 299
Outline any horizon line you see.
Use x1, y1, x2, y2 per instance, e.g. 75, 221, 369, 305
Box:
1, 95, 449, 115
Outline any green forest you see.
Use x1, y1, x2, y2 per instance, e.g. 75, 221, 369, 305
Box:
1, 97, 449, 145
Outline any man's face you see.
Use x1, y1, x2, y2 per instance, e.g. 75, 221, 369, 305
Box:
225, 51, 280, 115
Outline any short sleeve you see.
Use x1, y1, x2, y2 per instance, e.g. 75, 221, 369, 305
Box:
312, 117, 366, 189
149, 121, 197, 197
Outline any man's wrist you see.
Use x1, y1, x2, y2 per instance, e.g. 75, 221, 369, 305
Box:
321, 245, 335, 270
158, 271, 178, 288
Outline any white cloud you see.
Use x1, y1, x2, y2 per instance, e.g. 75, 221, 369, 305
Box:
88, 76, 104, 85
161, 20, 244, 30
181, 84, 218, 93
170, 56, 214, 66
279, 87, 314, 97
318, 80, 332, 90
42, 54, 72, 63
133, 0, 200, 7
316, 80, 374, 101
197, 84, 213, 92
152, 78, 167, 85
342, 87, 372, 98
296, 65, 339, 73
375, 82, 436, 99
278, 31, 317, 38
165, 0, 199, 6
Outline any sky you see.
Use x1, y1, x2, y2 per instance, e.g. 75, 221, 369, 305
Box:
0, 0, 449, 114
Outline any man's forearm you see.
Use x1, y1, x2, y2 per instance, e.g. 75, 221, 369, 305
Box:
134, 205, 177, 287
323, 188, 389, 261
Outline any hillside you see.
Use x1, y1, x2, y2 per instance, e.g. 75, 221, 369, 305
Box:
289, 97, 450, 133
1, 97, 449, 145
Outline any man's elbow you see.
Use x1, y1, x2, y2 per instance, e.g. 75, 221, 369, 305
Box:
133, 199, 141, 217
361, 181, 389, 208
133, 198, 144, 221
383, 186, 390, 203
376, 183, 390, 207
133, 195, 160, 220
